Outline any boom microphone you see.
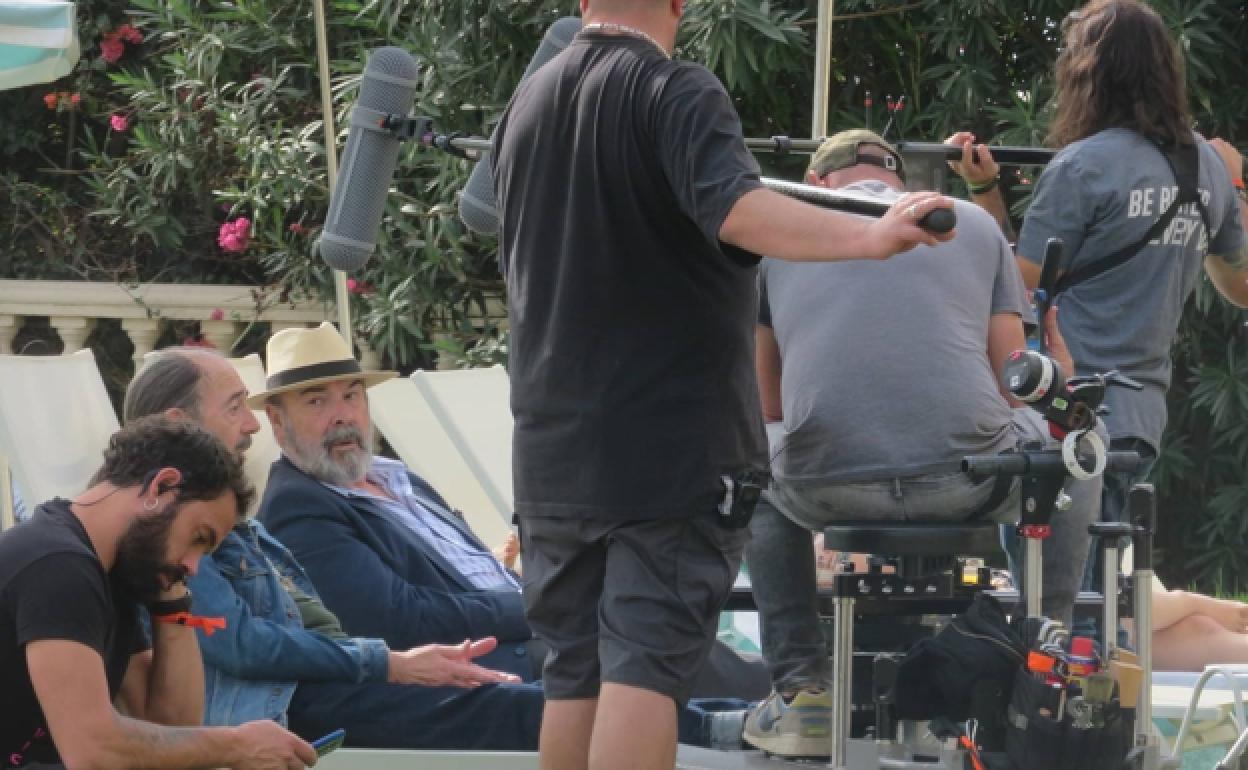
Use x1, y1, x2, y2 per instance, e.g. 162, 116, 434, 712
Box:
319, 47, 420, 272
458, 16, 583, 236
762, 177, 956, 234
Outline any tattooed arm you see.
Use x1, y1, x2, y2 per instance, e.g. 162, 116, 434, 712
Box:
26, 639, 316, 770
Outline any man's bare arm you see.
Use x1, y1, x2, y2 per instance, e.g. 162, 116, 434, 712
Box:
1014, 255, 1043, 290
1199, 138, 1248, 307
138, 617, 207, 725
720, 188, 954, 263
1204, 245, 1248, 308
986, 313, 1027, 407
1204, 164, 1248, 307
28, 639, 315, 770
945, 132, 1014, 238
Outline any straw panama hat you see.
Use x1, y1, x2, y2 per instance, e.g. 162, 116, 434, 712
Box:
247, 322, 396, 409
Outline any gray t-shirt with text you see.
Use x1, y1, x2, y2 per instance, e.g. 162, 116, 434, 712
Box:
1017, 129, 1245, 449
760, 181, 1030, 484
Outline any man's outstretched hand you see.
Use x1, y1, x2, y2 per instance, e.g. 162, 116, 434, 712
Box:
387, 636, 523, 687
1042, 305, 1075, 380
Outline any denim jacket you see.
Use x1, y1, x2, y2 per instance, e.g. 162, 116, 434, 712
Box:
189, 519, 390, 726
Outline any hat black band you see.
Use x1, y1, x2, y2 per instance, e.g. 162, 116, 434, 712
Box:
855, 152, 906, 182
266, 358, 363, 391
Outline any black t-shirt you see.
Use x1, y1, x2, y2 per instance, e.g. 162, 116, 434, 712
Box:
493, 29, 767, 519
0, 500, 147, 766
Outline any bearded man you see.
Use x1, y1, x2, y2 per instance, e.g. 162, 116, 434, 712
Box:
0, 416, 314, 769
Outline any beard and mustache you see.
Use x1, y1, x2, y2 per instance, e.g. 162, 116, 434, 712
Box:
112, 503, 188, 605
283, 422, 373, 487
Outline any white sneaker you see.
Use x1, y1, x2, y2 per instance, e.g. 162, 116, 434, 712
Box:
742, 689, 833, 757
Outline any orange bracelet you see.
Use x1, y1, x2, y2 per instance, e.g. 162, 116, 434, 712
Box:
153, 612, 227, 636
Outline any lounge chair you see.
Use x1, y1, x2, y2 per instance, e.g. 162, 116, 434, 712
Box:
227, 353, 282, 510
0, 350, 118, 513
368, 366, 514, 549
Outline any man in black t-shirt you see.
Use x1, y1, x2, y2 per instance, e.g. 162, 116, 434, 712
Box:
492, 1, 955, 767
0, 417, 315, 769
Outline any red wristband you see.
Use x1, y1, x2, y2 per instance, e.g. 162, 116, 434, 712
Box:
1233, 177, 1245, 190
153, 612, 227, 636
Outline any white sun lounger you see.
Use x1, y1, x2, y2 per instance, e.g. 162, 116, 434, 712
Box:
0, 350, 118, 513
227, 353, 282, 511
369, 366, 514, 549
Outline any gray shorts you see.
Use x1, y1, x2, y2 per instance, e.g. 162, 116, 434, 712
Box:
517, 510, 747, 705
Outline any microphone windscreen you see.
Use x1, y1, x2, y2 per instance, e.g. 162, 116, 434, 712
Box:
458, 16, 582, 236
320, 47, 420, 272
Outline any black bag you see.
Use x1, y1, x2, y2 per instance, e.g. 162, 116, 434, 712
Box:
892, 593, 1025, 726
1005, 668, 1133, 770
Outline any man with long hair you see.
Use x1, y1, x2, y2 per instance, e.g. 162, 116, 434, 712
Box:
954, 0, 1248, 601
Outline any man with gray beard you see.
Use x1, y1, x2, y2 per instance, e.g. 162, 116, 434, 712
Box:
250, 323, 539, 680
254, 324, 772, 727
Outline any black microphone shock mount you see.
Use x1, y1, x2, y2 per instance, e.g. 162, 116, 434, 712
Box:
375, 114, 486, 162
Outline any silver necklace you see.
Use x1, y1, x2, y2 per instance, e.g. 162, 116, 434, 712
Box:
582, 21, 670, 59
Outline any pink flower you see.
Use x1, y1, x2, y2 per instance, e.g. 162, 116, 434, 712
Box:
346, 278, 361, 294
217, 217, 251, 253
288, 223, 307, 235
117, 24, 143, 44
43, 93, 58, 110
109, 113, 128, 132
100, 35, 124, 63
69, 93, 81, 107
209, 308, 225, 321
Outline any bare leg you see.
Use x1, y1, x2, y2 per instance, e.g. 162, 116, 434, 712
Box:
1152, 586, 1248, 634
541, 698, 598, 770
1187, 592, 1248, 633
588, 683, 677, 770
1153, 614, 1248, 672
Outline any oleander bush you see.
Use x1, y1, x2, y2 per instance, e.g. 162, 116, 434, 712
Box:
1, 0, 1246, 589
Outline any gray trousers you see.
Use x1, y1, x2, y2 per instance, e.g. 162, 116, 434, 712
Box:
747, 409, 1102, 693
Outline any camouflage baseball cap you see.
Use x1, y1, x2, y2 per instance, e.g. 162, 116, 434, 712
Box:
808, 129, 906, 181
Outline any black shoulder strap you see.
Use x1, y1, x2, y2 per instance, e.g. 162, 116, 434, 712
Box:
1053, 141, 1210, 296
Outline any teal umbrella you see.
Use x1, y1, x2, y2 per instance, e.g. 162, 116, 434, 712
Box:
0, 1, 78, 91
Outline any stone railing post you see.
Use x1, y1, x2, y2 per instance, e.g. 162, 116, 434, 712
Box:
49, 316, 92, 354
120, 318, 162, 370
200, 320, 239, 355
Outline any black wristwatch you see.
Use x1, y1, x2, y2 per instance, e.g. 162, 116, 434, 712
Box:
147, 589, 193, 617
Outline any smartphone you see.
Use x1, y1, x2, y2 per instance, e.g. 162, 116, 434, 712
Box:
312, 728, 346, 757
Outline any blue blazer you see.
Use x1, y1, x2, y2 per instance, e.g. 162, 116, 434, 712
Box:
258, 457, 534, 680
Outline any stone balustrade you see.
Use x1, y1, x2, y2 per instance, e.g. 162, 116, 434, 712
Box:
0, 279, 376, 367
0, 280, 507, 371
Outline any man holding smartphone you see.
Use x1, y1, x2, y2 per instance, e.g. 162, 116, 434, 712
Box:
0, 418, 316, 769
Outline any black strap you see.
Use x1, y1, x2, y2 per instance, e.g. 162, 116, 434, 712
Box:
1053, 141, 1210, 296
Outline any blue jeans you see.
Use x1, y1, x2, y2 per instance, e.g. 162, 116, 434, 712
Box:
289, 680, 545, 750
288, 678, 747, 750
748, 410, 1101, 692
